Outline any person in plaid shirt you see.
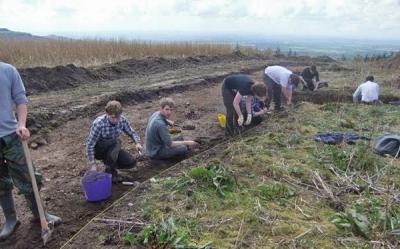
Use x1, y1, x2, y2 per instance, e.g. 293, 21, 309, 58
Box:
86, 100, 142, 183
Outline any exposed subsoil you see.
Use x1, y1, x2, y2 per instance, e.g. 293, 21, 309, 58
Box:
20, 53, 260, 95
2, 54, 393, 249
1, 54, 280, 249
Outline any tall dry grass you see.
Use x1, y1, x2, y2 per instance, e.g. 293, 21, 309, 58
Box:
0, 38, 260, 68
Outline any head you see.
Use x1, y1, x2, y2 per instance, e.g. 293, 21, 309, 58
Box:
289, 74, 300, 89
311, 64, 317, 73
159, 97, 175, 119
105, 100, 123, 124
251, 82, 267, 101
366, 75, 374, 82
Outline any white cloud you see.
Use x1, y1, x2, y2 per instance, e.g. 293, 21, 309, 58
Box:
0, 0, 399, 39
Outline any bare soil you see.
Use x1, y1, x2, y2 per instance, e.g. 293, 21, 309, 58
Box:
0, 54, 281, 249
2, 54, 391, 249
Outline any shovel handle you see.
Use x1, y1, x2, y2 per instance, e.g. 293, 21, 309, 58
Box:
22, 141, 49, 230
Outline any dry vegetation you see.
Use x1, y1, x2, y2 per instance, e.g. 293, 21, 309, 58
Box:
0, 38, 261, 68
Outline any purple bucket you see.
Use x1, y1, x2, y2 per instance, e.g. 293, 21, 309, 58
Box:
81, 172, 112, 202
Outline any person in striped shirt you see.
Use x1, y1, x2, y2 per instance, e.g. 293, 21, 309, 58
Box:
86, 100, 142, 183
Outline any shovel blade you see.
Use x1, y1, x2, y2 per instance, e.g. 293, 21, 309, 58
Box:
41, 221, 54, 245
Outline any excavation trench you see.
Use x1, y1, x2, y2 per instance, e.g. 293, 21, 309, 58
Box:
2, 57, 391, 249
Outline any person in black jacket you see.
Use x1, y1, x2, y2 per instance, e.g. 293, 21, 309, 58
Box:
301, 65, 319, 91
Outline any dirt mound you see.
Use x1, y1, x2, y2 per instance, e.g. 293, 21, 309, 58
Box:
19, 53, 261, 95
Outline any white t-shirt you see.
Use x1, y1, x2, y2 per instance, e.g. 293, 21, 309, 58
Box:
352, 81, 379, 103
265, 65, 292, 88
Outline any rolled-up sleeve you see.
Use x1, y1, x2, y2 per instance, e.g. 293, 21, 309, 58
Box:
11, 67, 28, 105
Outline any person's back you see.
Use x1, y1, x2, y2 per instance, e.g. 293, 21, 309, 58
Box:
145, 111, 169, 158
223, 74, 254, 95
353, 76, 379, 103
265, 65, 292, 87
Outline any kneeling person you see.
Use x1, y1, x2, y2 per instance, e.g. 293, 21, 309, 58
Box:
86, 101, 142, 182
145, 98, 198, 159
241, 96, 269, 126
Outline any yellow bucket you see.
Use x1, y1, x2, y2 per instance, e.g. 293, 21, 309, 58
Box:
217, 113, 226, 129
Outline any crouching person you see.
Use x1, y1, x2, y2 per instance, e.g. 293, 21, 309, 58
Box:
241, 96, 269, 126
221, 74, 267, 136
0, 62, 60, 241
86, 100, 143, 183
145, 98, 198, 160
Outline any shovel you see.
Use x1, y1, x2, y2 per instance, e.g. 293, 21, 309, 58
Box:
22, 141, 54, 245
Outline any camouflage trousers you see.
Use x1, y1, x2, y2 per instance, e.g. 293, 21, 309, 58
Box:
0, 132, 42, 196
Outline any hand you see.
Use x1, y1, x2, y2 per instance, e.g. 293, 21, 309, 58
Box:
16, 125, 30, 140
244, 114, 252, 126
135, 143, 143, 153
89, 163, 97, 172
186, 141, 199, 147
237, 115, 244, 126
166, 119, 175, 126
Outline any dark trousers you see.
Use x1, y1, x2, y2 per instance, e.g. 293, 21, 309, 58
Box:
302, 78, 315, 91
221, 81, 237, 135
263, 74, 282, 110
94, 138, 136, 172
153, 135, 188, 160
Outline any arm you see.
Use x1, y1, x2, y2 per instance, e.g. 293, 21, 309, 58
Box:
122, 118, 141, 144
11, 66, 30, 140
16, 104, 30, 140
283, 86, 293, 104
353, 86, 361, 103
86, 123, 101, 169
315, 71, 320, 82
122, 118, 143, 152
233, 92, 244, 118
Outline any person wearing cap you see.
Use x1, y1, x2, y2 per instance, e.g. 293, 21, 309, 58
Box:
263, 65, 300, 111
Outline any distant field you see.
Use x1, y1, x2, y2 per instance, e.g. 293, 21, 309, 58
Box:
0, 38, 260, 68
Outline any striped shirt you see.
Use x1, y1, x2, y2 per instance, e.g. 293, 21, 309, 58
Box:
86, 114, 140, 164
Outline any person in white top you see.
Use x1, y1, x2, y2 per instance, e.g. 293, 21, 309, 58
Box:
263, 65, 300, 111
353, 75, 380, 104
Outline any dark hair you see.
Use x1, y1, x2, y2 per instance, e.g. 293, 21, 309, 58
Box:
366, 75, 374, 82
105, 100, 123, 116
311, 65, 317, 72
159, 97, 175, 108
289, 74, 300, 88
251, 83, 267, 97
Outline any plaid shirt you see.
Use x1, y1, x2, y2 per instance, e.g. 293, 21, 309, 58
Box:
86, 114, 140, 164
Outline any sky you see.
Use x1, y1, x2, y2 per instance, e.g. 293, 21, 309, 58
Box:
1, 0, 400, 40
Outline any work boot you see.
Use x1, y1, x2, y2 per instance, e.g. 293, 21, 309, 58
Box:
0, 192, 21, 241
105, 166, 122, 184
26, 194, 61, 226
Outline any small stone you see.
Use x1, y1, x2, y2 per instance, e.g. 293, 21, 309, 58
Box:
182, 121, 196, 130
128, 203, 134, 207
29, 142, 39, 149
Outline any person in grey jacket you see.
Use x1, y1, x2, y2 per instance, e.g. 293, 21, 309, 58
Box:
145, 98, 198, 159
0, 62, 61, 241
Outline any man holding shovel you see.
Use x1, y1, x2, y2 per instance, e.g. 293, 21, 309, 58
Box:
0, 62, 61, 241
86, 100, 143, 183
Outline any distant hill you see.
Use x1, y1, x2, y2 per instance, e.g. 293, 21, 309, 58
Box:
0, 28, 67, 40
